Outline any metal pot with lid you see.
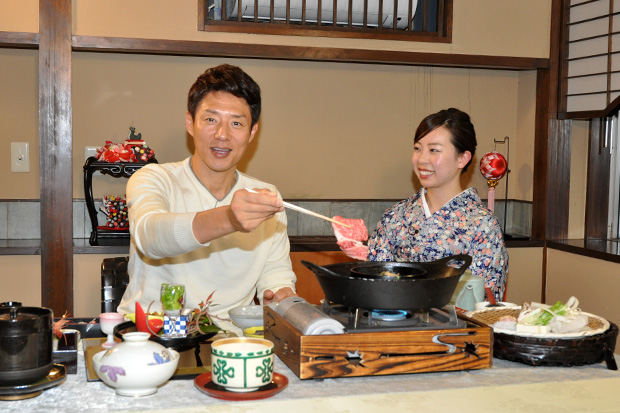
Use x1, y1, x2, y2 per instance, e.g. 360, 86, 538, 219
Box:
0, 302, 54, 385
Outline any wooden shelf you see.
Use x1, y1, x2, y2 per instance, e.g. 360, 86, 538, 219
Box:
1, 236, 546, 256
83, 157, 157, 246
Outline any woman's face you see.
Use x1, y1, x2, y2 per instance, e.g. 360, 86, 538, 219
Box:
411, 125, 471, 190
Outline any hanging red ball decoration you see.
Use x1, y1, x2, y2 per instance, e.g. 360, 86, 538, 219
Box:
479, 151, 508, 181
479, 151, 508, 213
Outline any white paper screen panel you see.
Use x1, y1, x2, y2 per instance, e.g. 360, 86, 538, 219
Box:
569, 18, 607, 41
570, 0, 609, 20
613, 33, 620, 53
614, 13, 620, 31
565, 0, 615, 113
611, 72, 620, 90
613, 54, 620, 71
567, 94, 608, 113
569, 36, 608, 59
568, 74, 607, 95
568, 56, 607, 77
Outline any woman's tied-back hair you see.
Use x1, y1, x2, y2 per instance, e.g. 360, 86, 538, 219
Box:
414, 108, 477, 172
187, 64, 262, 127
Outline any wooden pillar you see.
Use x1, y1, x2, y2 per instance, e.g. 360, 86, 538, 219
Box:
532, 0, 569, 241
39, 0, 73, 314
585, 119, 612, 239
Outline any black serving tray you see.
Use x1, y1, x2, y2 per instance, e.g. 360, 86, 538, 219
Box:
54, 317, 104, 339
113, 321, 218, 353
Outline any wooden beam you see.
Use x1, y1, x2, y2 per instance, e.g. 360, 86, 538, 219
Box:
71, 35, 549, 70
0, 31, 550, 71
39, 0, 73, 314
546, 118, 572, 239
532, 72, 572, 241
0, 31, 38, 48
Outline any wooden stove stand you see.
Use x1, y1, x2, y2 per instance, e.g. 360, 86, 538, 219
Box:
264, 306, 493, 379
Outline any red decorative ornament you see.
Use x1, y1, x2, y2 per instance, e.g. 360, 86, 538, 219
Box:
95, 138, 155, 163
479, 151, 508, 212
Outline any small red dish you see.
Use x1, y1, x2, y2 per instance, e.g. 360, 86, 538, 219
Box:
194, 372, 288, 401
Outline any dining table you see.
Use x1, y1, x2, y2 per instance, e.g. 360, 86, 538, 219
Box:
2, 332, 619, 413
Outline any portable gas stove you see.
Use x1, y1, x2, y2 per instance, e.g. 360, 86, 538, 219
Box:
321, 302, 469, 332
264, 302, 492, 379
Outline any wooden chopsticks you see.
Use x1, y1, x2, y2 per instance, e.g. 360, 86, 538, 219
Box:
281, 201, 352, 228
245, 188, 352, 228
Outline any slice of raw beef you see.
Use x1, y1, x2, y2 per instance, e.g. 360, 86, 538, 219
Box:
332, 216, 369, 260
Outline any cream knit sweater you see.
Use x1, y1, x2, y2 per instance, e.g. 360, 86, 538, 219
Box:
117, 158, 296, 335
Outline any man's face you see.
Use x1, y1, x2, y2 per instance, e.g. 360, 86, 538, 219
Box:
186, 91, 258, 178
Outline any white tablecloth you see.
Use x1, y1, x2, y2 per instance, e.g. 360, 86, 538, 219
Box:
2, 347, 619, 413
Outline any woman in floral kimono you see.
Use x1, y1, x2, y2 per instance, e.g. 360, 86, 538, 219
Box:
341, 108, 508, 301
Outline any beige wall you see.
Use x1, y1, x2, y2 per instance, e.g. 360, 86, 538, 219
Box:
72, 57, 531, 200
546, 249, 620, 326
0, 0, 38, 32
2, 49, 535, 200
568, 120, 589, 238
514, 71, 537, 201
73, 254, 123, 317
0, 255, 41, 307
504, 247, 543, 305
0, 254, 121, 317
0, 49, 39, 199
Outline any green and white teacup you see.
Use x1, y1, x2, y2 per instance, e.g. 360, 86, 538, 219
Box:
211, 337, 274, 392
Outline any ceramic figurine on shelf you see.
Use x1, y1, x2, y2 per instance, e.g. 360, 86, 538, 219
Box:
128, 126, 142, 141
125, 126, 156, 162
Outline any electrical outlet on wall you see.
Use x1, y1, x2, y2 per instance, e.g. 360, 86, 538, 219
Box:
85, 146, 98, 160
11, 142, 30, 173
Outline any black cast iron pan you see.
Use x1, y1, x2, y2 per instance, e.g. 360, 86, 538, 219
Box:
350, 262, 428, 279
302, 254, 472, 311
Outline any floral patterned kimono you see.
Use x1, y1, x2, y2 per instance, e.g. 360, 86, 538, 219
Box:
367, 187, 508, 301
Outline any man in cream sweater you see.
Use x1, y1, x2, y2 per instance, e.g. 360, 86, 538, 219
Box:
118, 64, 297, 335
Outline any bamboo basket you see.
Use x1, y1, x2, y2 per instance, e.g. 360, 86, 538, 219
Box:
468, 307, 618, 369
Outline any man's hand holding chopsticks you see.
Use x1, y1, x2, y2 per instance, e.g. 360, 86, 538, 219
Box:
228, 188, 284, 233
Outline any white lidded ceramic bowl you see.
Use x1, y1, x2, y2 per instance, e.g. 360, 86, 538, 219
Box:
92, 332, 179, 397
211, 337, 274, 392
228, 305, 264, 330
